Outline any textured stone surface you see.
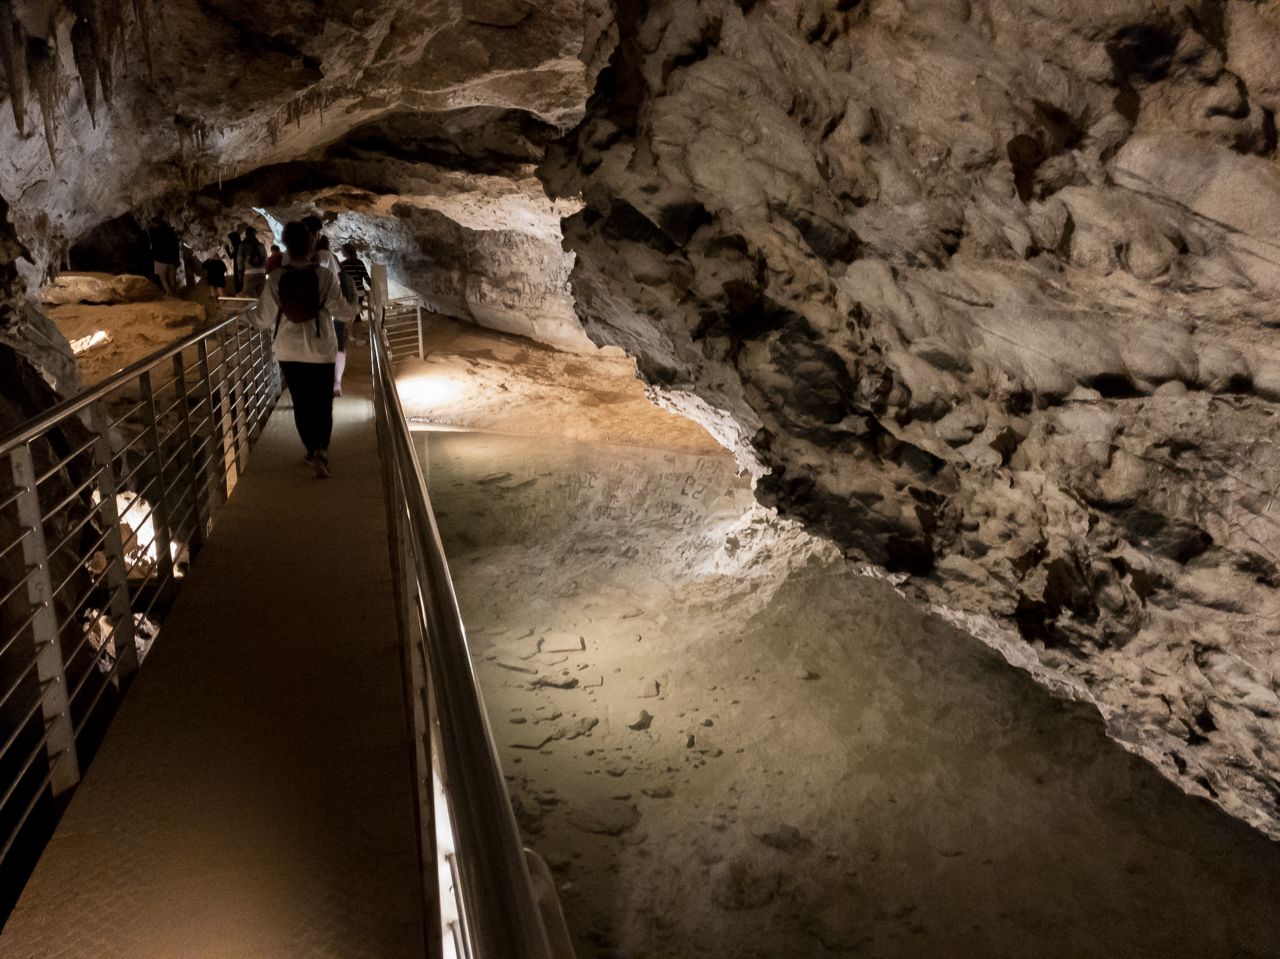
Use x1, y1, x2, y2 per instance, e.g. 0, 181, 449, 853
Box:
541, 1, 1280, 838
40, 272, 159, 306
0, 0, 1278, 857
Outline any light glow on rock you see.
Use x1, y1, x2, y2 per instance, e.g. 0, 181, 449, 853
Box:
399, 374, 466, 408
69, 330, 111, 355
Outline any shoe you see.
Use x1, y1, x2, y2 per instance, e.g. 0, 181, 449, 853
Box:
304, 450, 315, 466
314, 449, 331, 479
333, 386, 342, 397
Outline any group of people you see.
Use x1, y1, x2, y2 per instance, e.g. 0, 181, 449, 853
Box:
252, 216, 372, 480
203, 223, 272, 298
148, 210, 374, 480
147, 216, 275, 298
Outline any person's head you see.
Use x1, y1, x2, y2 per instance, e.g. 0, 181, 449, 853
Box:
270, 244, 281, 254
150, 214, 166, 226
301, 214, 323, 237
236, 222, 249, 233
315, 235, 330, 251
244, 226, 258, 241
341, 242, 358, 259
281, 220, 313, 259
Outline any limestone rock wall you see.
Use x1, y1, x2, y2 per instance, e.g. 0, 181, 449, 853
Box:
0, 0, 588, 275
542, 0, 1280, 837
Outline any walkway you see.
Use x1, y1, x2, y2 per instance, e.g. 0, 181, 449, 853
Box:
0, 355, 425, 958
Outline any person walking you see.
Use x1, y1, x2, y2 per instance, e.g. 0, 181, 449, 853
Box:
339, 243, 371, 300
226, 223, 246, 294
303, 216, 343, 281
238, 226, 269, 297
253, 220, 353, 479
340, 243, 372, 344
314, 236, 352, 396
201, 256, 227, 297
148, 215, 180, 295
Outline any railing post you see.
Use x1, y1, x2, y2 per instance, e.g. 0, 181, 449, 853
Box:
215, 326, 240, 493
138, 371, 177, 607
9, 445, 80, 796
89, 403, 139, 681
172, 352, 205, 559
197, 338, 229, 513
231, 325, 251, 471
416, 302, 424, 361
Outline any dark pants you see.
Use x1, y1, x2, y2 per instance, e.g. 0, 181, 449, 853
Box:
279, 361, 335, 454
333, 320, 347, 352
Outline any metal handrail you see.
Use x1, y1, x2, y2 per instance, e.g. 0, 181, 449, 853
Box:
381, 297, 426, 362
0, 310, 279, 901
0, 315, 246, 457
370, 309, 566, 958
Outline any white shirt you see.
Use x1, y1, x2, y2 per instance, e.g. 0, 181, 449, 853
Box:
314, 249, 343, 282
251, 257, 354, 364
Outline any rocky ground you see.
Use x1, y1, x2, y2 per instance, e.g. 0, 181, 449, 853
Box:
414, 328, 1280, 959
397, 316, 718, 454
37, 271, 228, 384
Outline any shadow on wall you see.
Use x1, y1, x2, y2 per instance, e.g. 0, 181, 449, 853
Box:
68, 214, 152, 278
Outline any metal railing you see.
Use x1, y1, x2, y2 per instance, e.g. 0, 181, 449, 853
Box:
383, 296, 427, 362
0, 314, 278, 893
371, 310, 573, 958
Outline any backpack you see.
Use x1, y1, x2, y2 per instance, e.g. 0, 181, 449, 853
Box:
274, 264, 323, 337
246, 241, 266, 268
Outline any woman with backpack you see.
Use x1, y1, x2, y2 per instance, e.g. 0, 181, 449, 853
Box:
252, 220, 353, 478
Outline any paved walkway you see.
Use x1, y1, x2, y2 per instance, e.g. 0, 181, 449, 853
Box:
0, 354, 425, 958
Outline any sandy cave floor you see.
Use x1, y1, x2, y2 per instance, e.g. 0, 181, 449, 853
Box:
405, 324, 1280, 959
48, 298, 210, 385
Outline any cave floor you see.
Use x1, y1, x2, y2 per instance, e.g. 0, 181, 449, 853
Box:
410, 326, 1280, 959
49, 296, 211, 386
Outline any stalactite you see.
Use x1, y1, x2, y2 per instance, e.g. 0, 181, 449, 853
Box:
0, 1, 156, 163
0, 15, 29, 135
68, 12, 98, 125
94, 8, 115, 104
27, 37, 61, 164
129, 0, 153, 80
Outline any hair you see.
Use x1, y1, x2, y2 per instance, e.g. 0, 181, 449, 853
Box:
315, 235, 330, 251
341, 242, 358, 258
301, 214, 323, 236
281, 220, 313, 259
270, 244, 280, 253
244, 226, 257, 238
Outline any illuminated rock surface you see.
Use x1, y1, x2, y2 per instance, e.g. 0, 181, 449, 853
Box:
541, 1, 1280, 840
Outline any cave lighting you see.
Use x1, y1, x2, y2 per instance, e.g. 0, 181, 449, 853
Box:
70, 330, 110, 355
253, 206, 284, 243
399, 374, 466, 408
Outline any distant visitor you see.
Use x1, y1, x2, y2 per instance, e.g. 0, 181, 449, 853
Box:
147, 215, 180, 296
253, 219, 355, 479
238, 227, 268, 297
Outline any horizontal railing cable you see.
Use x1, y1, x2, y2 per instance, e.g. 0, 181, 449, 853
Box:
0, 308, 279, 903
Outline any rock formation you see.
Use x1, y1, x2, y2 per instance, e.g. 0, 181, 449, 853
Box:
541, 0, 1280, 838
0, 0, 1278, 846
